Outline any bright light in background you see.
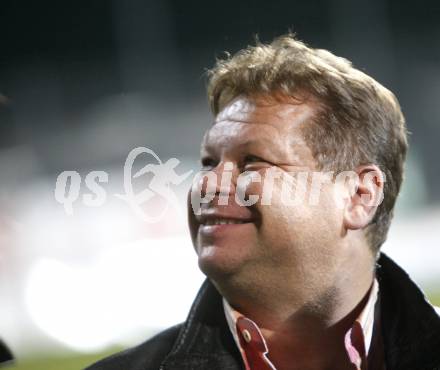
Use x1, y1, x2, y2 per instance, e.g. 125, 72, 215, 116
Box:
22, 211, 440, 354
25, 237, 204, 352
382, 207, 440, 286
0, 168, 200, 357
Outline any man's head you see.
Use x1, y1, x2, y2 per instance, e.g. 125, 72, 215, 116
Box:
188, 34, 407, 304
206, 34, 407, 253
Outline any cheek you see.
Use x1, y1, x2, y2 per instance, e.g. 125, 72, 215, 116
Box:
254, 175, 310, 239
252, 176, 343, 244
298, 189, 345, 254
186, 189, 200, 247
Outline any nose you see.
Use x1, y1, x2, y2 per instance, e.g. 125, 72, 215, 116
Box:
198, 161, 237, 200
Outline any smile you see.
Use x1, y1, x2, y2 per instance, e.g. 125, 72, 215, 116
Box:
203, 219, 248, 225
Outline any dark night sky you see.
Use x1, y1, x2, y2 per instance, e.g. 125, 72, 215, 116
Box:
0, 0, 439, 199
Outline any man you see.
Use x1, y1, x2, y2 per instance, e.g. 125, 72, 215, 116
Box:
87, 35, 440, 370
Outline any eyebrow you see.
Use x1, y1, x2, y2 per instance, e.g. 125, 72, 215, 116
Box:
201, 136, 283, 158
241, 137, 275, 149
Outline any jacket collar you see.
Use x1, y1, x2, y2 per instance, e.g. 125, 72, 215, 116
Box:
161, 252, 440, 370
377, 253, 440, 370
160, 278, 243, 369
0, 339, 13, 366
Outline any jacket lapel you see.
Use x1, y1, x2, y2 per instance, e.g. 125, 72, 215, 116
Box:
378, 253, 440, 370
160, 279, 244, 370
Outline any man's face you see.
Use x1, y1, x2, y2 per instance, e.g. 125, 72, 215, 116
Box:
188, 96, 346, 297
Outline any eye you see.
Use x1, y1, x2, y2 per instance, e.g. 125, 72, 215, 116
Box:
243, 154, 269, 168
244, 154, 263, 163
200, 157, 218, 170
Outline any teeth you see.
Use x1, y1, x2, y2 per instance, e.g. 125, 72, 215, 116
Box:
204, 219, 246, 225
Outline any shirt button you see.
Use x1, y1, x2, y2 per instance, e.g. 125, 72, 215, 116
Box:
242, 329, 252, 343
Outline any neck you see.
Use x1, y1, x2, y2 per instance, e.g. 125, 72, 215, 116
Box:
262, 285, 374, 370
214, 246, 376, 370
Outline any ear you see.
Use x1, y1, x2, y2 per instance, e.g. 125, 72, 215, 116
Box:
343, 165, 385, 231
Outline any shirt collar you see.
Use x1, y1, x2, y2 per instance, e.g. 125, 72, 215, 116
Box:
223, 278, 379, 369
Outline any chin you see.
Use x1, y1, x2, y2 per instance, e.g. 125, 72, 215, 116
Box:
197, 244, 246, 281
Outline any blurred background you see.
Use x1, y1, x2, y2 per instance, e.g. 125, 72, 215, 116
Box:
0, 0, 439, 368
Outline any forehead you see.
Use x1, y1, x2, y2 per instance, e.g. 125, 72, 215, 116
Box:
202, 96, 317, 152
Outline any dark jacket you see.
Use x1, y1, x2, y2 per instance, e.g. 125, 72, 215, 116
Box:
0, 339, 13, 367
86, 253, 440, 370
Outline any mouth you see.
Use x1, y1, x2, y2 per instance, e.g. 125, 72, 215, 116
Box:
202, 218, 249, 225
197, 213, 255, 237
